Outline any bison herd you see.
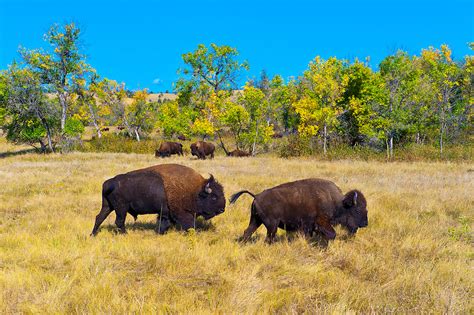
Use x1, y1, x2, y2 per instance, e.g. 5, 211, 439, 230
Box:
91, 163, 369, 245
155, 140, 251, 159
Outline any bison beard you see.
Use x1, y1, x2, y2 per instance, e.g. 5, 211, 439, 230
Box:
91, 164, 226, 236
230, 178, 368, 244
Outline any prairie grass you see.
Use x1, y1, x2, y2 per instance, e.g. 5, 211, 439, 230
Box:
0, 139, 473, 313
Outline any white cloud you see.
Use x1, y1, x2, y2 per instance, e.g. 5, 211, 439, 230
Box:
152, 78, 162, 85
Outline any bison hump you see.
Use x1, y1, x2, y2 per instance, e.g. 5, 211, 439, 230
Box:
145, 164, 205, 213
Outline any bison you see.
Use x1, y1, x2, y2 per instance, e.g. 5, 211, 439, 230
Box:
155, 141, 183, 157
177, 134, 188, 141
100, 127, 110, 132
230, 178, 368, 243
91, 164, 226, 236
190, 141, 215, 160
227, 149, 251, 157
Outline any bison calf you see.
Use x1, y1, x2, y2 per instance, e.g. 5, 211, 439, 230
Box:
227, 149, 251, 157
230, 178, 368, 243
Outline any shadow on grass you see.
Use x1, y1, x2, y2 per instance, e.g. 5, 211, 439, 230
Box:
100, 216, 216, 234
0, 148, 38, 159
234, 230, 355, 248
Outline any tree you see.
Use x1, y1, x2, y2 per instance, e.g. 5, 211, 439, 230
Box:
179, 43, 249, 94
294, 57, 348, 155
2, 64, 59, 152
419, 45, 463, 154
20, 23, 91, 135
125, 89, 156, 141
340, 60, 389, 148
156, 100, 192, 138
237, 84, 274, 155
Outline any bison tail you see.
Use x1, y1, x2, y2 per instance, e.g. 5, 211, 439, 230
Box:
229, 190, 256, 204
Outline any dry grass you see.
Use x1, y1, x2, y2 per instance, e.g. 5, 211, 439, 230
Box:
0, 138, 473, 313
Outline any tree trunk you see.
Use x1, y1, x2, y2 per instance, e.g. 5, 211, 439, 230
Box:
385, 138, 390, 161
440, 124, 444, 155
389, 135, 393, 160
134, 128, 140, 142
87, 101, 102, 138
252, 121, 259, 156
38, 139, 46, 153
323, 124, 327, 155
45, 124, 54, 153
216, 131, 229, 156
59, 92, 68, 131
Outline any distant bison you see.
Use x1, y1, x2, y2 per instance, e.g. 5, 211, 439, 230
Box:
227, 149, 251, 157
117, 126, 126, 130
100, 127, 110, 132
230, 178, 368, 243
177, 134, 188, 141
190, 141, 215, 160
155, 141, 183, 157
91, 164, 226, 235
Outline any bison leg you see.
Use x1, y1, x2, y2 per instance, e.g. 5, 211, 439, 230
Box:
241, 206, 262, 242
155, 204, 171, 234
210, 152, 214, 159
264, 223, 278, 244
174, 211, 195, 231
91, 196, 113, 236
114, 207, 128, 234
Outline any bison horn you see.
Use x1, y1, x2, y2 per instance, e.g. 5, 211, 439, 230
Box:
205, 182, 212, 194
353, 191, 358, 206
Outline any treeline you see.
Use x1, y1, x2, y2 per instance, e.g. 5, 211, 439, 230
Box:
0, 23, 472, 159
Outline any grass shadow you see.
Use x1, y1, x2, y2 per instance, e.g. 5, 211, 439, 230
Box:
0, 148, 38, 159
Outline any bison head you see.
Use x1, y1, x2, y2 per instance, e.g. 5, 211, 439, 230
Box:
334, 190, 368, 234
190, 144, 198, 157
196, 175, 226, 220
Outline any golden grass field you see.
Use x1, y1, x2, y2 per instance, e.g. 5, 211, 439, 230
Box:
0, 138, 473, 313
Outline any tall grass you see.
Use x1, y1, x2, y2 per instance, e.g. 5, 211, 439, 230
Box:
0, 139, 473, 313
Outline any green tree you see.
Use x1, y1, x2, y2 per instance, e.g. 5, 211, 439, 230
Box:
179, 43, 249, 94
294, 56, 348, 155
419, 45, 463, 154
2, 64, 59, 152
20, 23, 91, 135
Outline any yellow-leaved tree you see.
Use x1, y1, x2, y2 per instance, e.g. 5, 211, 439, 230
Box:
293, 56, 348, 155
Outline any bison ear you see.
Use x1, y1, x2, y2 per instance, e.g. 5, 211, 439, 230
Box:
343, 190, 358, 208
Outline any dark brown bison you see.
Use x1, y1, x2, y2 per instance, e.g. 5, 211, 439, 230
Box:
155, 141, 183, 157
227, 149, 251, 157
117, 126, 126, 130
190, 141, 215, 160
177, 134, 188, 141
91, 164, 226, 236
100, 127, 110, 132
230, 178, 368, 243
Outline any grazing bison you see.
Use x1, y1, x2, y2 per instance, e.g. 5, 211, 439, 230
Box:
91, 164, 226, 236
100, 127, 110, 132
117, 126, 126, 130
155, 141, 183, 157
227, 149, 251, 157
190, 141, 215, 160
177, 134, 188, 141
230, 178, 368, 243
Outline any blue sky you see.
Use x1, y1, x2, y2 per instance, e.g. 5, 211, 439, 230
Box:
1, 0, 473, 92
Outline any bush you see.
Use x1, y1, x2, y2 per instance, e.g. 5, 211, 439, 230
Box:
73, 134, 160, 154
